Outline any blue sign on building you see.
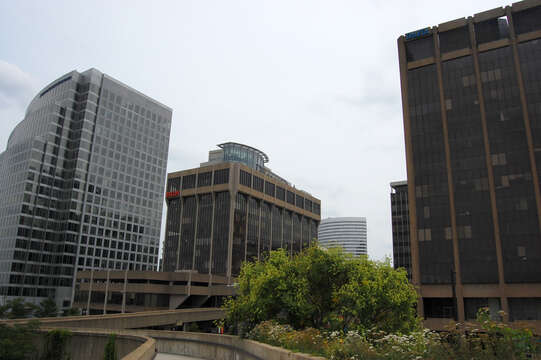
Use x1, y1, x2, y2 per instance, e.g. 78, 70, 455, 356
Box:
405, 27, 431, 41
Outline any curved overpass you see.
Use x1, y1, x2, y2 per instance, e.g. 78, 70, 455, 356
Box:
1, 307, 224, 330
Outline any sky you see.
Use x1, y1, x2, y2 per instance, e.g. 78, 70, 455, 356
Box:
0, 0, 504, 261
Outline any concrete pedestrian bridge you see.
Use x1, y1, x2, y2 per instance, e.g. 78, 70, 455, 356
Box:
3, 307, 224, 330
1, 308, 322, 360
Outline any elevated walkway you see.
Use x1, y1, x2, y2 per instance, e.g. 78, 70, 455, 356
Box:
1, 307, 224, 329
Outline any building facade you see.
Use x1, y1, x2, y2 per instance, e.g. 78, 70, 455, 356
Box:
163, 143, 321, 281
73, 270, 235, 314
317, 217, 367, 257
0, 69, 171, 308
390, 181, 411, 280
398, 0, 541, 326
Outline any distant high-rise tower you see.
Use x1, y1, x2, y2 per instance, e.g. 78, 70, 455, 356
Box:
398, 0, 541, 324
318, 217, 367, 257
390, 181, 411, 280
163, 142, 321, 281
0, 69, 172, 308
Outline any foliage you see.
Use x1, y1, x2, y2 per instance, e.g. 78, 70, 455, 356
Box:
103, 333, 119, 360
0, 320, 39, 360
62, 308, 80, 317
35, 298, 58, 318
0, 298, 39, 319
246, 310, 540, 360
424, 308, 539, 360
223, 245, 418, 335
41, 329, 71, 360
185, 322, 201, 332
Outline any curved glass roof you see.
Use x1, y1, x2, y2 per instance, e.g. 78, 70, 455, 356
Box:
218, 142, 269, 163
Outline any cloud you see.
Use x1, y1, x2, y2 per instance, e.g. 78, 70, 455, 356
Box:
0, 60, 37, 109
0, 61, 38, 151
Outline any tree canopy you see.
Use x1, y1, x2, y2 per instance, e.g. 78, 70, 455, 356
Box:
223, 245, 418, 334
35, 297, 58, 318
0, 298, 38, 319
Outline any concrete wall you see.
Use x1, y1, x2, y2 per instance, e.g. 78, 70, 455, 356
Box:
35, 328, 155, 360
141, 330, 325, 360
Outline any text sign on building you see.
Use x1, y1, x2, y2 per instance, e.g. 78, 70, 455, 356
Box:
166, 191, 180, 199
405, 27, 431, 41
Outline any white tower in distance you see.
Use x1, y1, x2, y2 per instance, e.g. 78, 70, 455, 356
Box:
317, 217, 367, 256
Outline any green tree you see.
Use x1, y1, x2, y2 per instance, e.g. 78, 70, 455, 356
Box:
41, 329, 71, 360
103, 333, 118, 360
35, 297, 58, 318
3, 298, 38, 319
0, 320, 39, 360
62, 307, 80, 317
223, 245, 418, 334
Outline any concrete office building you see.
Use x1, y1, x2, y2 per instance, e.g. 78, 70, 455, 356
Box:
398, 0, 541, 328
163, 143, 321, 281
317, 217, 367, 257
0, 69, 171, 308
390, 181, 412, 280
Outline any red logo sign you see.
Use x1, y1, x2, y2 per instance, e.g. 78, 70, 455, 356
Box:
166, 191, 180, 199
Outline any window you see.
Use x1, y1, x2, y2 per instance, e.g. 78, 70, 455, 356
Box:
182, 174, 196, 189
240, 170, 252, 187
253, 176, 264, 192
197, 171, 212, 187
213, 168, 229, 185
264, 181, 275, 197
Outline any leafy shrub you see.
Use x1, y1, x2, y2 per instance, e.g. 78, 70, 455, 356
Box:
103, 334, 118, 360
0, 320, 39, 360
246, 311, 540, 360
224, 245, 418, 335
42, 329, 71, 360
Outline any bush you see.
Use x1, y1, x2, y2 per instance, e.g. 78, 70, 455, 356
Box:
224, 245, 418, 335
0, 320, 39, 360
41, 329, 71, 360
103, 333, 118, 360
246, 310, 540, 360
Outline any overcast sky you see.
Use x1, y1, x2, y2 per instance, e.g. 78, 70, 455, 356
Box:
0, 0, 504, 260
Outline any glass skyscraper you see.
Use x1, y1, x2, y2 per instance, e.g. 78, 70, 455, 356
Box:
390, 181, 411, 281
398, 1, 541, 325
0, 69, 171, 309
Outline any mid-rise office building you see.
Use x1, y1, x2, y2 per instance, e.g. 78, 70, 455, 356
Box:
0, 69, 171, 308
390, 181, 411, 280
163, 142, 321, 282
317, 217, 367, 257
398, 0, 541, 326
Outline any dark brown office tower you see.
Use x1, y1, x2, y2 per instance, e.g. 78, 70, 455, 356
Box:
398, 0, 541, 328
391, 181, 412, 281
163, 143, 321, 283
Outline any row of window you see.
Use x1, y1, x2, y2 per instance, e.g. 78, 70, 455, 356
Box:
406, 6, 541, 62
239, 170, 320, 215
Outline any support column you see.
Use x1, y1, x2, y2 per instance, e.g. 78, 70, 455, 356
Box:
121, 268, 127, 313
176, 196, 184, 271
433, 28, 464, 322
208, 192, 216, 287
467, 18, 509, 320
103, 269, 110, 315
226, 165, 238, 283
189, 195, 200, 294
257, 200, 262, 261
507, 8, 541, 239
397, 36, 423, 318
86, 269, 93, 315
